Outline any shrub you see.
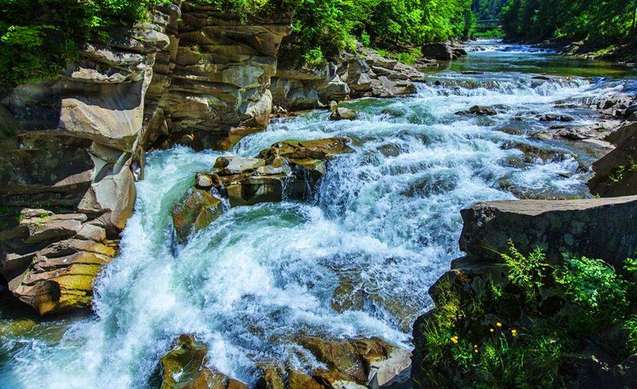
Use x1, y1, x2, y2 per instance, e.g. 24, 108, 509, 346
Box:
416, 242, 637, 388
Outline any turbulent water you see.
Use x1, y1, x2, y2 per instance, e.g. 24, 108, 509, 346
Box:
1, 41, 636, 388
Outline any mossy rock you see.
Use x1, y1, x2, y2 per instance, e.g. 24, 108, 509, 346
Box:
172, 189, 223, 242
160, 335, 247, 389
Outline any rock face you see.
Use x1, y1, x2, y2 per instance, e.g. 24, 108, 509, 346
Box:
144, 3, 292, 150
588, 122, 637, 197
271, 47, 421, 111
172, 138, 352, 241
0, 1, 292, 314
159, 335, 248, 389
459, 196, 637, 268
0, 209, 117, 315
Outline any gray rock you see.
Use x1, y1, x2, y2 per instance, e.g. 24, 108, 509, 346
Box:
459, 196, 637, 267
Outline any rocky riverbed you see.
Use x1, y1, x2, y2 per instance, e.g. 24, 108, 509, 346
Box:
1, 34, 637, 388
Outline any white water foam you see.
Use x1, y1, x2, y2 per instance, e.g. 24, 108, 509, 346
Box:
1, 43, 628, 389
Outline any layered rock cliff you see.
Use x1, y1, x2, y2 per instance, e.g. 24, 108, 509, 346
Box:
0, 1, 291, 315
272, 46, 423, 111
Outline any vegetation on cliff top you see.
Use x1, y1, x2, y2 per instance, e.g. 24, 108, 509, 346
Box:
0, 0, 475, 86
0, 0, 170, 86
414, 242, 637, 387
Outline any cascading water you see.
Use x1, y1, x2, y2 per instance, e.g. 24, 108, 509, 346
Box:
1, 42, 636, 388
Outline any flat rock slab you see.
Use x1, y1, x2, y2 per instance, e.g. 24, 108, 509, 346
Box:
460, 195, 637, 267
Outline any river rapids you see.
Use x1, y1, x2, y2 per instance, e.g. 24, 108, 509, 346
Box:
1, 40, 636, 388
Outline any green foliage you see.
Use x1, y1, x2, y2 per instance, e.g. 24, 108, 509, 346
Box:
416, 243, 637, 388
500, 240, 547, 302
376, 47, 421, 64
501, 0, 636, 46
0, 0, 169, 86
281, 0, 474, 67
626, 315, 637, 354
556, 257, 627, 315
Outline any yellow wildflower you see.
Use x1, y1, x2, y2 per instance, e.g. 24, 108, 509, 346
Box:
496, 322, 502, 328
511, 329, 518, 337
450, 335, 459, 344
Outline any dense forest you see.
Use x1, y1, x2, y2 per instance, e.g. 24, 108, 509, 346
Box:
501, 0, 637, 47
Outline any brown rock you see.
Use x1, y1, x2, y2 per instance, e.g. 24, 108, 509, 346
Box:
160, 335, 248, 389
172, 189, 223, 242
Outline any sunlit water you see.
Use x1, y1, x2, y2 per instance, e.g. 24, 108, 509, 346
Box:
1, 41, 636, 388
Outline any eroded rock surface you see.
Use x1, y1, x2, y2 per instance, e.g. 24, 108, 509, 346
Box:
272, 46, 421, 111
159, 335, 248, 389
172, 138, 352, 241
0, 209, 118, 315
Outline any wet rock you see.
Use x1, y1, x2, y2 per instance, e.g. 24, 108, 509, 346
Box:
497, 127, 524, 136
329, 101, 358, 121
256, 365, 327, 389
160, 335, 248, 389
538, 113, 575, 122
459, 195, 637, 268
331, 276, 365, 313
625, 104, 637, 121
195, 173, 214, 190
296, 336, 408, 387
173, 138, 352, 241
504, 141, 567, 162
256, 365, 287, 389
172, 189, 223, 242
377, 143, 402, 158
456, 105, 497, 116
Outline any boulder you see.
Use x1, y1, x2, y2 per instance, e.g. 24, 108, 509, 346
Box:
457, 105, 497, 116
329, 101, 358, 121
459, 196, 637, 268
422, 43, 454, 61
296, 336, 410, 387
159, 335, 248, 389
172, 189, 223, 242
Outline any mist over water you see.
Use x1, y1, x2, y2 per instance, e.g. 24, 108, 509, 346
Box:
1, 42, 635, 388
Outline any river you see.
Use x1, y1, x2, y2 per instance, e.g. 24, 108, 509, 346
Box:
1, 40, 636, 388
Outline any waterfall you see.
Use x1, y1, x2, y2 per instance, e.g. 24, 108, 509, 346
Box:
1, 42, 633, 389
